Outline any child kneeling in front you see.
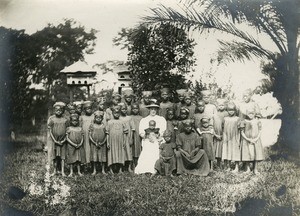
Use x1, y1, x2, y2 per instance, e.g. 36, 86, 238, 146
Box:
154, 130, 176, 176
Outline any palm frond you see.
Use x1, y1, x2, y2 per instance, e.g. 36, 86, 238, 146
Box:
144, 5, 276, 59
216, 40, 275, 64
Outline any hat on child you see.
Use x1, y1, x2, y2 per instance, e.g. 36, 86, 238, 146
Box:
53, 102, 66, 108
216, 98, 226, 105
146, 99, 160, 108
122, 89, 134, 97
83, 101, 93, 108
160, 88, 170, 94
94, 110, 104, 117
182, 119, 193, 127
163, 130, 172, 137
142, 91, 152, 97
201, 90, 211, 96
176, 89, 188, 95
73, 101, 83, 107
70, 113, 79, 119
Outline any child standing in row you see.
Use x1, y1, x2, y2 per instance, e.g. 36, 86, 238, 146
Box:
106, 106, 128, 174
240, 110, 264, 174
213, 99, 228, 169
130, 103, 143, 169
47, 102, 69, 176
66, 113, 85, 176
120, 103, 135, 172
89, 111, 107, 175
222, 103, 240, 172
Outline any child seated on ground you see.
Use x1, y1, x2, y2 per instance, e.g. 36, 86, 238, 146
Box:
144, 120, 160, 142
154, 130, 176, 176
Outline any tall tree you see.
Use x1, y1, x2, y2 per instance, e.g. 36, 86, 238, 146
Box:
144, 0, 300, 150
0, 19, 97, 135
114, 23, 196, 96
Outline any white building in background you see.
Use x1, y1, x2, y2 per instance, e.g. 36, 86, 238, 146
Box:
112, 64, 133, 94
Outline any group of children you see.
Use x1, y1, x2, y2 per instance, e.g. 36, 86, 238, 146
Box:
47, 88, 264, 177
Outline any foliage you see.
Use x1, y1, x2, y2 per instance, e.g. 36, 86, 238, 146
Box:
1, 135, 300, 215
0, 20, 97, 134
143, 0, 300, 148
114, 24, 196, 96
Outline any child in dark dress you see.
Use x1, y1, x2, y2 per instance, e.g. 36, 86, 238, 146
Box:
177, 107, 190, 134
66, 113, 85, 177
159, 88, 174, 119
47, 102, 69, 176
119, 103, 135, 172
130, 103, 143, 169
181, 93, 196, 119
194, 100, 206, 130
89, 111, 107, 175
106, 106, 128, 174
196, 117, 217, 171
154, 130, 176, 176
166, 109, 178, 143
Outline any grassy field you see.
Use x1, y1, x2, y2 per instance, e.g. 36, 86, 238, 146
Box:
0, 134, 299, 216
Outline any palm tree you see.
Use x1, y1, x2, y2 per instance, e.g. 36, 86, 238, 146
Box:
144, 0, 300, 150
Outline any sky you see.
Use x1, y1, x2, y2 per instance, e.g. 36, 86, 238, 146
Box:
0, 0, 278, 98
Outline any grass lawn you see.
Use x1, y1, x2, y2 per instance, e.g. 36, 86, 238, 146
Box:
0, 134, 299, 215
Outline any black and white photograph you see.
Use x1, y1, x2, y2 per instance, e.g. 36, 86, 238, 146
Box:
0, 0, 299, 215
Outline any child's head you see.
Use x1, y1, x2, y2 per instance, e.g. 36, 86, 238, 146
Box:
166, 109, 175, 120
70, 113, 79, 127
98, 101, 105, 111
112, 105, 121, 119
112, 93, 121, 106
180, 107, 189, 120
142, 91, 152, 104
53, 102, 65, 117
184, 93, 192, 106
123, 89, 134, 104
246, 109, 255, 120
67, 103, 76, 114
160, 88, 170, 102
94, 111, 104, 124
201, 117, 210, 128
201, 90, 211, 104
216, 99, 226, 112
183, 119, 193, 134
227, 102, 237, 116
74, 101, 83, 115
131, 103, 140, 115
163, 130, 172, 143
148, 120, 156, 129
83, 101, 93, 116
176, 89, 187, 103
196, 100, 205, 113
119, 103, 127, 116
242, 89, 252, 103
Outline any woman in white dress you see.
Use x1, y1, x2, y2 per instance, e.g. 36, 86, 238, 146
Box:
135, 99, 167, 174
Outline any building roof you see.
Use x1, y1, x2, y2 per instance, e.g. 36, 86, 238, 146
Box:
61, 61, 97, 75
113, 64, 129, 74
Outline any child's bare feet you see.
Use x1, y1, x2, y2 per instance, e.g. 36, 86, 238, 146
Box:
68, 172, 73, 177
102, 170, 107, 175
78, 172, 83, 176
92, 171, 96, 176
245, 168, 251, 174
109, 169, 114, 174
61, 172, 66, 177
231, 168, 238, 173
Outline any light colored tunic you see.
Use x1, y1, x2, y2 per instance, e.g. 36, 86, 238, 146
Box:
106, 119, 128, 166
81, 115, 93, 163
213, 111, 228, 158
66, 126, 85, 164
221, 116, 241, 161
240, 119, 264, 161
